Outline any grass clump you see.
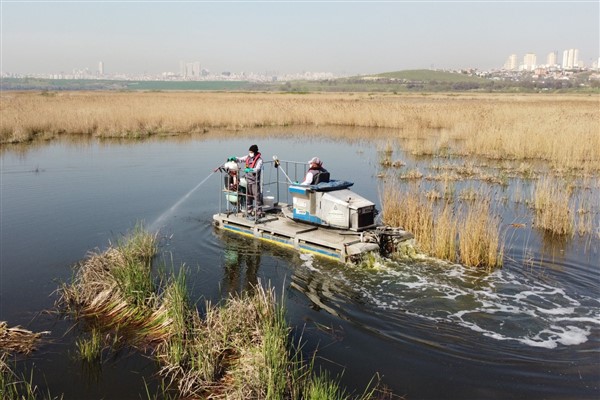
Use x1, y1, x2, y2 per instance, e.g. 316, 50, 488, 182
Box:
58, 226, 169, 346
0, 355, 35, 400
458, 201, 503, 269
533, 177, 573, 236
0, 322, 47, 355
0, 326, 58, 400
302, 369, 349, 399
0, 356, 61, 400
75, 327, 103, 363
58, 227, 384, 399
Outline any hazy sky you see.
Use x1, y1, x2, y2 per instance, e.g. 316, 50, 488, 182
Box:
2, 1, 599, 75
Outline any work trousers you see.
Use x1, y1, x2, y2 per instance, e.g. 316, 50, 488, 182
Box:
247, 181, 263, 211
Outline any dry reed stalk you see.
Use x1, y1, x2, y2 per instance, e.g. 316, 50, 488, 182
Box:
381, 182, 435, 254
576, 208, 593, 237
433, 202, 458, 262
574, 187, 598, 237
458, 200, 503, 269
2, 92, 598, 171
533, 177, 573, 236
0, 321, 48, 355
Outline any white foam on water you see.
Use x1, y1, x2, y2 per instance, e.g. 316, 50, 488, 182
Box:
322, 256, 600, 349
555, 316, 600, 324
516, 325, 592, 349
537, 307, 576, 315
299, 253, 316, 271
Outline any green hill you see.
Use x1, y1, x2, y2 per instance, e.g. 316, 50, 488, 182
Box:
274, 69, 494, 93
368, 69, 489, 83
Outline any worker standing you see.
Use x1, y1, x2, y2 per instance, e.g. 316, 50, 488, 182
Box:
228, 144, 264, 218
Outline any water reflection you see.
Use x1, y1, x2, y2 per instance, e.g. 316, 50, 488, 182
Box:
220, 233, 260, 295
291, 254, 347, 318
539, 229, 570, 268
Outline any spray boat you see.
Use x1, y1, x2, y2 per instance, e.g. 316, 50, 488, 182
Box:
212, 157, 412, 263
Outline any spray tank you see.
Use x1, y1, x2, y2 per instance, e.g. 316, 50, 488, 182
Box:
221, 160, 247, 207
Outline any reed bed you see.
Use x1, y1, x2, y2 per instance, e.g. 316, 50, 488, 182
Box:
458, 201, 503, 269
58, 228, 381, 399
575, 190, 597, 237
381, 182, 502, 268
434, 202, 459, 262
533, 177, 573, 236
2, 91, 598, 172
381, 182, 434, 254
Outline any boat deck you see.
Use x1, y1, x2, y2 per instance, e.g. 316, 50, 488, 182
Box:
212, 209, 379, 262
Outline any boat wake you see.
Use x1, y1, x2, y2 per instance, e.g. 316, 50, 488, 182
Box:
291, 254, 600, 350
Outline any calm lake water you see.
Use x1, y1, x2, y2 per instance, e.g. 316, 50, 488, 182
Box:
1, 129, 599, 399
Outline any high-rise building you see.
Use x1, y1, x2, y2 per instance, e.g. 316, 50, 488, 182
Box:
522, 53, 537, 71
192, 62, 201, 78
546, 52, 557, 67
562, 49, 580, 69
98, 61, 104, 76
183, 62, 202, 79
503, 54, 518, 70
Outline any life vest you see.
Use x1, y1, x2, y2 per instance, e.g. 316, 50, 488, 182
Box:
308, 166, 330, 185
246, 152, 262, 169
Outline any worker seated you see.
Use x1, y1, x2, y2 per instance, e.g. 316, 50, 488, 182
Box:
301, 157, 330, 185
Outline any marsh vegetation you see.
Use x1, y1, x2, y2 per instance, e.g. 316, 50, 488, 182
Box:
2, 92, 598, 174
0, 322, 56, 399
378, 144, 598, 269
2, 91, 598, 399
56, 228, 383, 399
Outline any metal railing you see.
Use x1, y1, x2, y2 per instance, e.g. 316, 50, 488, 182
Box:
217, 159, 309, 217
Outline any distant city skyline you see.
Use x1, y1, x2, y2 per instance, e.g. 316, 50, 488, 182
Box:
2, 1, 598, 76
503, 48, 597, 71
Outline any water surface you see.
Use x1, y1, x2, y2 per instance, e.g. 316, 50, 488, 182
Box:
1, 130, 598, 399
